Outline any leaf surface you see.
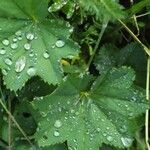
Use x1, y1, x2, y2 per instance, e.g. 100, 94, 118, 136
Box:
0, 0, 79, 91
33, 67, 149, 150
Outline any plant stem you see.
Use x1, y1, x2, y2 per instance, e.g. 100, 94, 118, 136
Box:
145, 57, 150, 150
8, 96, 12, 150
0, 99, 34, 148
118, 19, 150, 56
86, 19, 108, 71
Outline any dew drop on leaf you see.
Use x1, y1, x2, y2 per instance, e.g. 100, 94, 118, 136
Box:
24, 43, 31, 50
43, 52, 50, 59
106, 136, 113, 142
40, 111, 47, 117
4, 58, 12, 66
53, 131, 60, 137
26, 32, 34, 40
121, 137, 132, 147
2, 69, 8, 75
54, 120, 62, 128
0, 48, 6, 55
15, 56, 26, 73
15, 30, 22, 36
2, 39, 9, 46
27, 67, 36, 76
13, 38, 18, 42
17, 36, 22, 41
119, 125, 127, 133
11, 43, 18, 49
55, 39, 65, 48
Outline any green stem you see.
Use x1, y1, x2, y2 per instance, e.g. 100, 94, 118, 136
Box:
0, 99, 34, 148
145, 57, 150, 150
8, 96, 12, 150
118, 19, 150, 56
86, 19, 108, 71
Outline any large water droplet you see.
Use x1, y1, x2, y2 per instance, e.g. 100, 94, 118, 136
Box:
54, 131, 60, 137
27, 67, 36, 76
26, 32, 34, 40
15, 56, 26, 73
11, 43, 18, 50
43, 52, 50, 59
2, 39, 9, 46
0, 48, 6, 55
24, 43, 31, 50
4, 58, 12, 66
54, 120, 62, 128
121, 137, 133, 147
55, 40, 65, 48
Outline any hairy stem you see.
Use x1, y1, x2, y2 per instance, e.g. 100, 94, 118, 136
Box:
86, 19, 108, 70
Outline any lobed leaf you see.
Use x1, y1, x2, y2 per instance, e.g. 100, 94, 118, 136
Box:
0, 0, 79, 91
32, 67, 149, 150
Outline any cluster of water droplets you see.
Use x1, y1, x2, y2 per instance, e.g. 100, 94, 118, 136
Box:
0, 26, 68, 77
48, 0, 68, 12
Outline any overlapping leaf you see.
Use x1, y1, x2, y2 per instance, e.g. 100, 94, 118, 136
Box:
0, 0, 79, 91
32, 67, 149, 150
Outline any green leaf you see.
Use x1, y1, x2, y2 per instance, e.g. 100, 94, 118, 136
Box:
0, 0, 79, 91
32, 67, 149, 150
127, 0, 150, 15
94, 44, 119, 74
94, 43, 147, 87
78, 0, 126, 21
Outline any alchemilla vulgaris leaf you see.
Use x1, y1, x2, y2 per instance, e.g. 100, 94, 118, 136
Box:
0, 0, 79, 91
32, 67, 149, 150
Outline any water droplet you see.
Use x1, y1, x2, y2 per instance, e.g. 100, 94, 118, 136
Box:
129, 112, 133, 117
54, 120, 62, 128
40, 111, 47, 117
2, 69, 8, 75
15, 30, 22, 36
11, 43, 18, 49
15, 56, 26, 73
107, 136, 113, 142
97, 128, 100, 132
27, 67, 36, 76
26, 32, 34, 40
24, 43, 31, 50
2, 39, 9, 46
55, 39, 65, 48
0, 48, 6, 55
53, 131, 60, 137
17, 36, 22, 41
13, 38, 18, 42
121, 137, 132, 147
4, 58, 12, 66
43, 52, 50, 59
119, 125, 127, 133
